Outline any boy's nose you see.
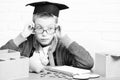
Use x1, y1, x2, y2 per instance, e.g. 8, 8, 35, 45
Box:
42, 30, 48, 36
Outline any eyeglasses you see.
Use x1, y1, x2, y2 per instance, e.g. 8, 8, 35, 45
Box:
34, 26, 56, 34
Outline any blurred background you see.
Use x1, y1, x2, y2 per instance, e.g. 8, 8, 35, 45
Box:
0, 0, 120, 62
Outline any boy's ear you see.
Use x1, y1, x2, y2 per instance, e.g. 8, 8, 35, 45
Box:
56, 25, 61, 32
55, 25, 61, 39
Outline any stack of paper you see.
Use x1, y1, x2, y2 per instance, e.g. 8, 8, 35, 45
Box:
0, 49, 20, 60
45, 66, 100, 79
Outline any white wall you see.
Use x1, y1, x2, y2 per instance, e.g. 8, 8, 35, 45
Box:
0, 0, 120, 60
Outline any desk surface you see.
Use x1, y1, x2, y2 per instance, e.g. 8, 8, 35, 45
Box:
15, 73, 120, 80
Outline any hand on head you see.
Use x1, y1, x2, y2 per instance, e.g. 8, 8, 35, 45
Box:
21, 22, 35, 38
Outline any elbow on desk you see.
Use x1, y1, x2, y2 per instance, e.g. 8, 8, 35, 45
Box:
73, 57, 94, 70
82, 53, 94, 70
87, 60, 94, 70
84, 57, 94, 70
77, 61, 94, 70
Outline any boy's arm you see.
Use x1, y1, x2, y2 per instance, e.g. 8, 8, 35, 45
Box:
61, 35, 94, 70
0, 23, 34, 50
0, 33, 27, 51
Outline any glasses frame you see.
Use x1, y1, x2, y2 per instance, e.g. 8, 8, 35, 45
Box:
34, 26, 57, 34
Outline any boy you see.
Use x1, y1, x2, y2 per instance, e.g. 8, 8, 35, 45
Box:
0, 1, 94, 73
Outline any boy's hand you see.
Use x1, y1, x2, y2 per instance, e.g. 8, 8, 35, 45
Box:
21, 22, 34, 38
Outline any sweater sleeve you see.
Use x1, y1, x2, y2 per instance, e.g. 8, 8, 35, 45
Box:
0, 33, 27, 51
68, 41, 94, 70
0, 35, 34, 57
0, 39, 19, 51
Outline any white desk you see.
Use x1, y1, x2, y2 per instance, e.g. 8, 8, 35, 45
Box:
15, 73, 69, 80
15, 73, 120, 80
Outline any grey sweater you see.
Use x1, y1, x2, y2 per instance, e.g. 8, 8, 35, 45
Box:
0, 35, 94, 70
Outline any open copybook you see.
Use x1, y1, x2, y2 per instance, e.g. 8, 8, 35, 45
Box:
45, 66, 100, 79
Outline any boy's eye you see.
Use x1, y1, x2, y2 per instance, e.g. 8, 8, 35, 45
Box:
48, 27, 54, 30
37, 27, 43, 29
35, 26, 42, 29
48, 27, 53, 29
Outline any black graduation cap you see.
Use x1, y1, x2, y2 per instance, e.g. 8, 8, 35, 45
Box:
26, 1, 69, 17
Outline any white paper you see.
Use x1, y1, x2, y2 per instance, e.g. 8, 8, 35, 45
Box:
49, 66, 90, 75
73, 73, 100, 79
46, 66, 100, 79
0, 49, 20, 60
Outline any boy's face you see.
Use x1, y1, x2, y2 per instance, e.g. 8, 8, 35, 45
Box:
34, 17, 57, 46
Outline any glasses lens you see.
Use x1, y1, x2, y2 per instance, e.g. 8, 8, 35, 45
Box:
47, 28, 55, 34
35, 28, 43, 34
35, 28, 55, 34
